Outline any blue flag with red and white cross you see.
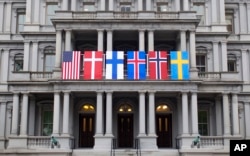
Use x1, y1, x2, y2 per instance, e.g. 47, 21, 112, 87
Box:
127, 51, 146, 80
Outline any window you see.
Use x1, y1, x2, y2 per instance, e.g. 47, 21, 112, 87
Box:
83, 3, 95, 11
44, 47, 55, 72
198, 110, 209, 136
42, 110, 53, 136
17, 12, 25, 33
228, 54, 237, 72
157, 3, 168, 12
192, 3, 205, 25
46, 3, 58, 25
121, 4, 131, 12
226, 12, 234, 32
196, 55, 206, 72
14, 53, 23, 71
80, 104, 95, 112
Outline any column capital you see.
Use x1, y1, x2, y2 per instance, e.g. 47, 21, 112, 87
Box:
97, 29, 104, 32
105, 90, 113, 94
106, 29, 113, 32
147, 29, 155, 32
148, 90, 156, 94
21, 92, 29, 95
63, 91, 71, 94
96, 90, 104, 93
222, 92, 229, 95
54, 91, 61, 94
65, 29, 72, 32
139, 90, 146, 94
139, 29, 146, 32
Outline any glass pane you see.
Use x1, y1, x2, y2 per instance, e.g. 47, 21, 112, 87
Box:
42, 111, 53, 136
83, 4, 95, 11
157, 4, 168, 12
45, 54, 55, 71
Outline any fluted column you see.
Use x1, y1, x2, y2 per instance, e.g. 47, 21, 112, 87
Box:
148, 30, 154, 51
23, 41, 30, 71
97, 29, 104, 51
11, 93, 19, 135
213, 42, 219, 72
32, 42, 38, 71
55, 30, 62, 68
232, 93, 240, 135
223, 93, 231, 136
105, 91, 113, 136
183, 0, 189, 11
62, 91, 70, 135
109, 0, 114, 11
65, 30, 72, 51
180, 31, 187, 51
182, 92, 189, 135
52, 92, 60, 136
221, 41, 228, 72
95, 91, 103, 136
244, 102, 250, 139
71, 0, 76, 11
139, 29, 145, 51
138, 91, 146, 136
107, 30, 113, 51
20, 93, 29, 136
191, 92, 198, 135
148, 91, 156, 136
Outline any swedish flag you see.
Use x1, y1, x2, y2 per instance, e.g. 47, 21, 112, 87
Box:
170, 51, 189, 80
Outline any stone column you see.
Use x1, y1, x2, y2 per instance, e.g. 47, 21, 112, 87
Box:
55, 30, 62, 69
139, 29, 145, 51
148, 30, 154, 51
109, 0, 114, 11
23, 41, 30, 71
220, 41, 228, 72
95, 91, 103, 136
1, 49, 10, 82
148, 91, 156, 136
211, 0, 218, 24
138, 91, 146, 136
62, 0, 68, 10
212, 42, 219, 72
219, 0, 225, 24
247, 3, 250, 33
183, 0, 189, 11
65, 30, 71, 51
33, 0, 40, 24
191, 92, 198, 135
71, 0, 77, 11
180, 31, 187, 51
241, 50, 249, 82
62, 91, 70, 135
215, 97, 223, 135
175, 0, 180, 11
4, 2, 12, 32
52, 92, 60, 136
20, 93, 29, 136
0, 2, 4, 32
232, 93, 240, 135
97, 29, 104, 51
182, 92, 189, 135
244, 102, 250, 139
138, 0, 143, 11
105, 91, 113, 136
0, 102, 7, 138
107, 30, 113, 51
223, 93, 231, 136
239, 3, 247, 33
189, 31, 197, 79
146, 0, 151, 11
25, 0, 32, 24
32, 42, 38, 71
11, 93, 19, 135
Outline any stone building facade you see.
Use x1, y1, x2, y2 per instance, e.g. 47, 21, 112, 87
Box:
0, 0, 250, 156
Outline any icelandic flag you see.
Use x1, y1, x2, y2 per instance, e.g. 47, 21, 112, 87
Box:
105, 51, 124, 79
127, 51, 146, 80
170, 51, 189, 80
148, 51, 168, 80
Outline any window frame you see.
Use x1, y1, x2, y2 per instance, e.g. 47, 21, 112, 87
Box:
120, 3, 131, 12
226, 11, 234, 33
157, 3, 168, 12
82, 2, 96, 11
14, 53, 24, 72
41, 104, 53, 136
227, 54, 237, 72
196, 54, 206, 72
43, 47, 55, 72
198, 110, 209, 136
16, 9, 26, 33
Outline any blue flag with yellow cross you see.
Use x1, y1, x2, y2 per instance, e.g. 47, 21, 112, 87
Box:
170, 51, 189, 80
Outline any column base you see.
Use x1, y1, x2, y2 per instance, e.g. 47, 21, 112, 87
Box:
0, 137, 6, 149
57, 136, 73, 149
137, 136, 158, 150
177, 135, 193, 149
94, 135, 114, 150
8, 136, 27, 149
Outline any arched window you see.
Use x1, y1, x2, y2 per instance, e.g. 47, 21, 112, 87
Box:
80, 104, 95, 112
156, 104, 171, 113
118, 104, 133, 113
44, 46, 55, 72
14, 53, 23, 72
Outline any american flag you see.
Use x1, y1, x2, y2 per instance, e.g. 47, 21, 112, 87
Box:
62, 51, 81, 80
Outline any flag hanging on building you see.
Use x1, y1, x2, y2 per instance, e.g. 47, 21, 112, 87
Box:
170, 51, 189, 80
127, 51, 146, 80
148, 51, 168, 80
62, 51, 81, 80
106, 51, 124, 79
83, 51, 103, 80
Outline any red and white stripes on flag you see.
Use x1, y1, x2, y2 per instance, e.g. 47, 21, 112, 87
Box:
62, 51, 81, 80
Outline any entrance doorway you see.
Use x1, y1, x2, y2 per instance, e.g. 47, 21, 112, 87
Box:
79, 104, 95, 148
117, 104, 134, 148
156, 104, 172, 148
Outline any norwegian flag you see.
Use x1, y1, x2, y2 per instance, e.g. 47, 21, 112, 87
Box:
148, 51, 168, 80
83, 51, 103, 80
62, 51, 81, 80
127, 51, 146, 80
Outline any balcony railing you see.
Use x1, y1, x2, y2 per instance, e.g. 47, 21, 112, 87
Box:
27, 136, 51, 148
30, 72, 53, 81
200, 136, 224, 148
198, 72, 221, 80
